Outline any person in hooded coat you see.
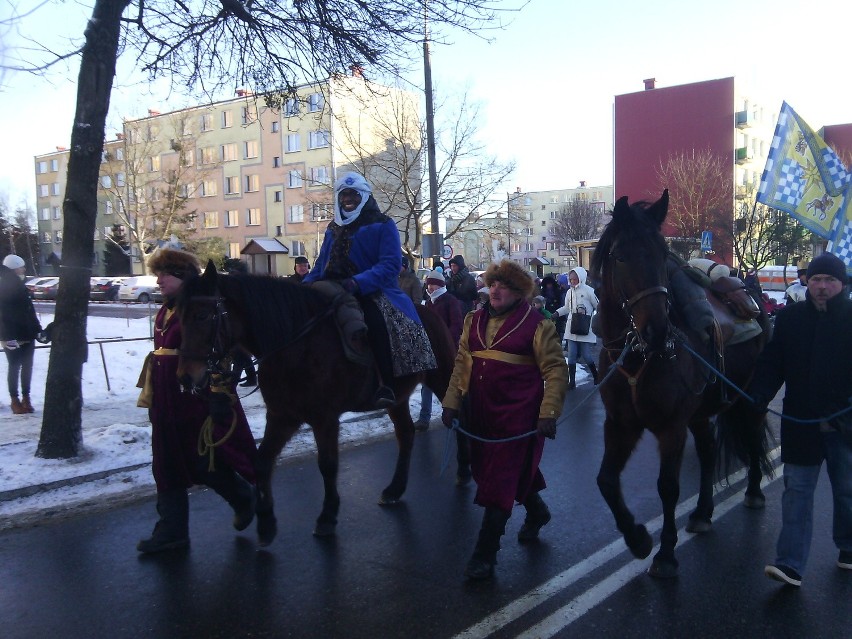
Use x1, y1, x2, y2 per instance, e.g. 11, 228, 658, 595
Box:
305, 172, 436, 406
446, 254, 478, 314
442, 260, 567, 580
552, 266, 599, 389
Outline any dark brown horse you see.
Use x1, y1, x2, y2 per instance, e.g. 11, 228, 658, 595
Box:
590, 192, 773, 578
175, 263, 459, 545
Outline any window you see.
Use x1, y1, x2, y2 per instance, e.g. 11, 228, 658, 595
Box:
221, 110, 233, 128
221, 143, 238, 161
289, 204, 304, 223
203, 211, 219, 228
311, 203, 330, 220
115, 148, 124, 161
308, 93, 324, 112
241, 105, 257, 125
291, 240, 307, 255
186, 214, 197, 230
198, 147, 216, 165
179, 119, 191, 137
284, 98, 299, 117
40, 207, 49, 221
145, 125, 158, 141
225, 176, 240, 195
101, 176, 112, 189
38, 184, 49, 197
541, 220, 546, 226
225, 210, 239, 227
286, 133, 300, 153
200, 179, 217, 197
50, 159, 59, 171
288, 170, 303, 188
271, 121, 280, 133
105, 200, 113, 215
149, 186, 160, 202
42, 231, 51, 243
201, 113, 213, 132
54, 230, 63, 243
128, 128, 141, 144
104, 226, 113, 239
274, 190, 282, 202
308, 130, 330, 149
310, 166, 330, 185
51, 183, 61, 196
247, 208, 261, 226
275, 225, 282, 237
37, 161, 48, 174
273, 156, 281, 168
53, 206, 61, 219
244, 140, 259, 159
148, 156, 160, 172
229, 242, 241, 258
244, 174, 259, 192
134, 187, 146, 204
116, 172, 125, 187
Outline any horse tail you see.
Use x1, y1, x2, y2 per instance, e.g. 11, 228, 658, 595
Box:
417, 306, 456, 403
715, 397, 776, 484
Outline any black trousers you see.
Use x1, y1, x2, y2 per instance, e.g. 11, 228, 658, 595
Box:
5, 341, 35, 398
360, 296, 393, 383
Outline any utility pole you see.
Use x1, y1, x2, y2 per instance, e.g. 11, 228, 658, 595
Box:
421, 2, 442, 264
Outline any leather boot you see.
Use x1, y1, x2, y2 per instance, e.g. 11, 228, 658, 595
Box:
21, 395, 35, 413
567, 364, 576, 391
137, 490, 190, 553
203, 468, 257, 531
588, 363, 599, 385
10, 397, 26, 415
464, 507, 511, 580
517, 492, 552, 543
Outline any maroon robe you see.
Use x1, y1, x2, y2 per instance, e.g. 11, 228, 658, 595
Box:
149, 304, 257, 491
466, 302, 547, 512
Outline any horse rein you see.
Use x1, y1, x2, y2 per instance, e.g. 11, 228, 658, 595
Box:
178, 294, 236, 392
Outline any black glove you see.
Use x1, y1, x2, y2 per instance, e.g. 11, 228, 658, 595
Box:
35, 322, 54, 344
209, 392, 234, 423
341, 278, 359, 294
441, 407, 459, 429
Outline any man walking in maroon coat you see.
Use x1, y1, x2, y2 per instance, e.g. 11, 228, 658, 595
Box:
442, 260, 567, 580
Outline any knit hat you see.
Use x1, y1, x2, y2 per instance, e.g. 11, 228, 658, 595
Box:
532, 295, 546, 306
425, 270, 446, 287
294, 256, 309, 265
483, 259, 535, 298
807, 252, 847, 284
2, 254, 25, 270
147, 248, 200, 280
449, 255, 466, 268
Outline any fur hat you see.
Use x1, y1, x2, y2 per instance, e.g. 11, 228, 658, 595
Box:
2, 254, 25, 270
483, 260, 535, 298
807, 252, 847, 284
425, 270, 446, 287
147, 248, 200, 280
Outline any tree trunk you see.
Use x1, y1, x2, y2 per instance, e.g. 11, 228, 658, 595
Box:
37, 0, 130, 458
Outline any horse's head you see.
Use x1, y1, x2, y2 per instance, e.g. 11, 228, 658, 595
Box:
591, 190, 672, 355
175, 260, 235, 392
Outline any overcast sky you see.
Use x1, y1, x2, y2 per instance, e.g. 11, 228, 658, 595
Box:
1, 0, 850, 209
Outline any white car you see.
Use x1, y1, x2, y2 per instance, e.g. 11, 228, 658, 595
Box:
118, 275, 160, 303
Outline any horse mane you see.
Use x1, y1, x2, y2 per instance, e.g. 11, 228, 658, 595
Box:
590, 198, 668, 283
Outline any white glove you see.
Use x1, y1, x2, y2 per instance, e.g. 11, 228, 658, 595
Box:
2, 340, 19, 350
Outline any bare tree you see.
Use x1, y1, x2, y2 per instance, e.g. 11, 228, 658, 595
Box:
5, 0, 505, 458
550, 197, 605, 262
655, 149, 730, 260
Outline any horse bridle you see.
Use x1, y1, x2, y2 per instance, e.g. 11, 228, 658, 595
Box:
178, 294, 235, 392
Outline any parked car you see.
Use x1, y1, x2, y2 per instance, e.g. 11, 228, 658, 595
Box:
118, 275, 160, 303
25, 276, 50, 298
90, 277, 123, 302
32, 277, 60, 300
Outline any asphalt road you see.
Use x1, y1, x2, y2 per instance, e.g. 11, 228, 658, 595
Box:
2, 386, 850, 638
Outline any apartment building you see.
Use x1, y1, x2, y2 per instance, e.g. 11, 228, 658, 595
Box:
34, 72, 421, 276
614, 77, 776, 266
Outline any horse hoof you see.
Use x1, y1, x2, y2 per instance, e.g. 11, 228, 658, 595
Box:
626, 524, 653, 559
648, 558, 678, 579
313, 522, 337, 537
685, 518, 712, 534
743, 493, 766, 510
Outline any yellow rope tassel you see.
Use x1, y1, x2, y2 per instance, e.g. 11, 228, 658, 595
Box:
197, 387, 238, 472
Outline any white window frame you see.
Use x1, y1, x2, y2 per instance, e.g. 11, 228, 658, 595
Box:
244, 174, 259, 192
247, 208, 261, 226
284, 98, 299, 117
308, 130, 330, 149
287, 170, 303, 188
286, 133, 300, 153
289, 204, 304, 223
225, 176, 240, 195
221, 110, 233, 128
308, 93, 324, 112
221, 143, 238, 162
225, 210, 239, 227
203, 211, 219, 229
244, 140, 259, 159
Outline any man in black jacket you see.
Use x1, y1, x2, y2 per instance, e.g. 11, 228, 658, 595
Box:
446, 255, 478, 315
750, 252, 852, 587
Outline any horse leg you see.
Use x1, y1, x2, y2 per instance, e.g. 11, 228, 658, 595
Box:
379, 403, 415, 505
743, 412, 769, 509
597, 418, 653, 560
254, 415, 300, 547
311, 416, 342, 536
649, 429, 688, 579
686, 418, 715, 533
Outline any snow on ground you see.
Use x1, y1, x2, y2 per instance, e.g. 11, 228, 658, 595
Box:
0, 306, 439, 529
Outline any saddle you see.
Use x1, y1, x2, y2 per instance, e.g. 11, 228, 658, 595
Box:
706, 278, 763, 346
309, 280, 372, 367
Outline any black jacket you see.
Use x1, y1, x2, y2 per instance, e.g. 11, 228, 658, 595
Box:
445, 267, 477, 314
0, 266, 42, 342
749, 289, 852, 464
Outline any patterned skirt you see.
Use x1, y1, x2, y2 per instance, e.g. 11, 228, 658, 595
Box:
374, 294, 437, 377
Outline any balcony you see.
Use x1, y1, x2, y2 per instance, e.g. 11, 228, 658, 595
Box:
735, 147, 753, 164
735, 110, 752, 128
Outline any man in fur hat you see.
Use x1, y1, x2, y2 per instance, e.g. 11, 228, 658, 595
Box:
442, 259, 567, 580
136, 248, 258, 553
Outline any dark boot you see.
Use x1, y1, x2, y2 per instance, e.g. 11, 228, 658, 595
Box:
203, 469, 257, 531
10, 397, 26, 415
371, 384, 396, 409
464, 507, 511, 580
517, 492, 552, 543
137, 490, 190, 553
588, 363, 599, 385
567, 364, 576, 391
21, 395, 35, 413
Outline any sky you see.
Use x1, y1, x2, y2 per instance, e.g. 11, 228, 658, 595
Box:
1, 0, 851, 210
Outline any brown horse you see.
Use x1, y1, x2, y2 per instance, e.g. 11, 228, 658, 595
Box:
175, 263, 460, 545
590, 191, 773, 578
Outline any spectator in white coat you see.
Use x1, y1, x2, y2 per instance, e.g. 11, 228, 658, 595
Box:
551, 267, 598, 390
